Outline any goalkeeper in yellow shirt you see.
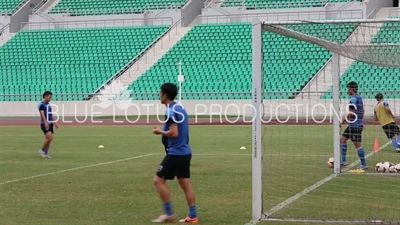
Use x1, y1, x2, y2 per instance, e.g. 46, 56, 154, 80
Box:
374, 93, 400, 153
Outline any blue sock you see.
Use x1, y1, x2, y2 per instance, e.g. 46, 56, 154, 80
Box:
189, 205, 197, 218
163, 202, 173, 216
357, 147, 366, 166
392, 139, 398, 149
41, 147, 48, 155
340, 143, 347, 163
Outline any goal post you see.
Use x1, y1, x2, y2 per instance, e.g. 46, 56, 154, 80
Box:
251, 18, 400, 224
251, 18, 263, 223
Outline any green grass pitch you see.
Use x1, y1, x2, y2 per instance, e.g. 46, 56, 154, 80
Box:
0, 125, 399, 225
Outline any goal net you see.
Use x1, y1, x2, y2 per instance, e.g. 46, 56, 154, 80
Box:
251, 18, 400, 224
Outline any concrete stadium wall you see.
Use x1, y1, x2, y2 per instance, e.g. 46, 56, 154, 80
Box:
365, 0, 394, 17
145, 9, 182, 25
9, 0, 31, 33
1, 99, 399, 118
181, 0, 205, 26
198, 6, 364, 24
0, 17, 10, 25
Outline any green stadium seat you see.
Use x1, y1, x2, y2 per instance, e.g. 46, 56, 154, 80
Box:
321, 20, 400, 99
0, 0, 24, 14
127, 22, 355, 100
49, 0, 187, 15
0, 25, 169, 101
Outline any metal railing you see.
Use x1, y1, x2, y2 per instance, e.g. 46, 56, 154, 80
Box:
90, 17, 184, 100
36, 11, 56, 23
366, 8, 376, 19
207, 2, 232, 15
196, 9, 363, 24
337, 0, 357, 10
42, 3, 182, 16
21, 17, 173, 30
228, 0, 356, 9
248, 1, 327, 9
0, 23, 10, 40
1, 90, 399, 102
155, 3, 182, 17
203, 0, 214, 8
134, 17, 184, 66
31, 0, 48, 14
11, 0, 30, 15
300, 57, 333, 95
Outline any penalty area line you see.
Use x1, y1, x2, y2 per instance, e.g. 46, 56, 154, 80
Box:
265, 141, 391, 218
0, 154, 154, 185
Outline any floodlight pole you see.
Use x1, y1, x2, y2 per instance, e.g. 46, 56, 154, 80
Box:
332, 53, 341, 174
251, 18, 263, 222
177, 61, 184, 105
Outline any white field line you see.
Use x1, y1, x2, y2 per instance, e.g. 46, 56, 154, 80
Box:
265, 141, 391, 217
157, 154, 347, 158
0, 134, 250, 137
0, 154, 153, 185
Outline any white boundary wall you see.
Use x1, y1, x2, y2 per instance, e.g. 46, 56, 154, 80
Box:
1, 99, 399, 117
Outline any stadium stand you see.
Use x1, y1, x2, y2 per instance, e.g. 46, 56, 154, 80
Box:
0, 0, 24, 14
49, 0, 188, 15
321, 20, 400, 99
221, 0, 360, 9
128, 22, 356, 100
0, 25, 169, 101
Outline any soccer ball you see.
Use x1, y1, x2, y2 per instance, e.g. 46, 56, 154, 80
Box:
394, 163, 400, 173
382, 162, 394, 173
388, 164, 396, 173
375, 162, 385, 173
327, 157, 334, 168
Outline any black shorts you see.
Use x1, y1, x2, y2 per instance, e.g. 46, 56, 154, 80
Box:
156, 154, 192, 180
343, 126, 363, 143
40, 124, 54, 134
382, 123, 400, 139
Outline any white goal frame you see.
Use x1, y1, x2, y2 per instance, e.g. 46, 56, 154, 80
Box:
251, 18, 400, 223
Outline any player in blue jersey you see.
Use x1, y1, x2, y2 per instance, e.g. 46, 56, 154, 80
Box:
340, 81, 367, 169
151, 83, 198, 224
38, 91, 58, 158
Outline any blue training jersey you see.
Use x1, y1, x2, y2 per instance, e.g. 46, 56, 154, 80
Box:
38, 101, 53, 125
162, 102, 191, 155
348, 94, 364, 127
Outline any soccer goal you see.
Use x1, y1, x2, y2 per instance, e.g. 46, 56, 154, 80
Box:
250, 18, 400, 224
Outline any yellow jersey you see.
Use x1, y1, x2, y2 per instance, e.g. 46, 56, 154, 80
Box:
374, 101, 395, 127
